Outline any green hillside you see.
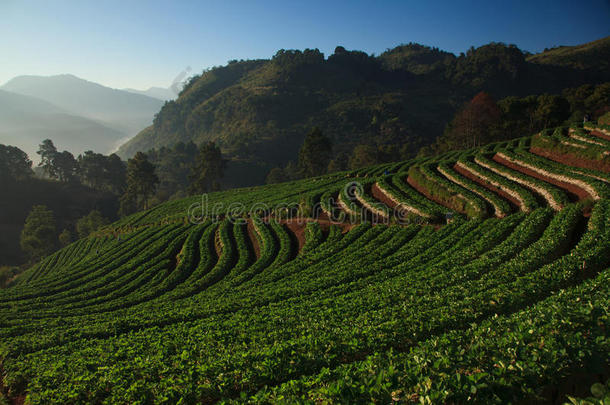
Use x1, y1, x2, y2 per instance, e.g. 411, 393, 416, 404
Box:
117, 38, 610, 187
1, 122, 610, 404
527, 36, 610, 71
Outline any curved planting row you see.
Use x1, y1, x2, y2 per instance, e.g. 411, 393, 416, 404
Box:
475, 153, 568, 210
438, 161, 511, 217
408, 164, 487, 218
498, 149, 610, 201
374, 178, 434, 219
2, 200, 607, 403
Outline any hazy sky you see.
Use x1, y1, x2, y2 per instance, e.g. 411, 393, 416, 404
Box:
1, 0, 609, 90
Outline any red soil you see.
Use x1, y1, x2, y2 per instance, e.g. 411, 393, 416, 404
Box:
453, 163, 520, 211
530, 146, 610, 173
213, 227, 223, 257
246, 219, 261, 259
371, 182, 399, 209
315, 209, 331, 222
590, 130, 610, 141
492, 153, 591, 202
282, 220, 307, 251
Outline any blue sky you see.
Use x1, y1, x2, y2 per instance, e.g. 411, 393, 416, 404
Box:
1, 0, 609, 90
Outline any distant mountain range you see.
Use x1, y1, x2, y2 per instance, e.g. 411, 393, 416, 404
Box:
118, 36, 610, 187
0, 74, 164, 161
123, 86, 176, 101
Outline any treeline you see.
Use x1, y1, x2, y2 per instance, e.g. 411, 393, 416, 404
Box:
36, 139, 126, 193
421, 82, 610, 156
264, 127, 422, 184
0, 139, 227, 273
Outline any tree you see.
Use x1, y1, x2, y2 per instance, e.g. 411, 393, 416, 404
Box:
327, 152, 349, 173
349, 145, 379, 170
189, 142, 226, 194
37, 139, 59, 179
78, 152, 126, 194
534, 94, 571, 129
0, 266, 19, 288
120, 152, 159, 216
58, 229, 73, 247
20, 205, 57, 261
0, 144, 33, 181
54, 151, 78, 182
147, 142, 198, 200
76, 210, 108, 238
297, 127, 333, 178
105, 154, 127, 195
445, 92, 501, 149
266, 167, 288, 184
36, 140, 78, 182
78, 151, 107, 189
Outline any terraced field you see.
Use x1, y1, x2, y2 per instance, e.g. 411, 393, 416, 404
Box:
1, 124, 610, 404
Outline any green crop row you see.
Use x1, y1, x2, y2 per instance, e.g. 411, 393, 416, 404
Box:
408, 164, 487, 218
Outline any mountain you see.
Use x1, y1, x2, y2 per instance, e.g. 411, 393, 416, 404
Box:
123, 86, 176, 101
117, 37, 610, 187
0, 89, 127, 161
2, 74, 164, 136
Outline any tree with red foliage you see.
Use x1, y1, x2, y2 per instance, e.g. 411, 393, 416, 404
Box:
448, 92, 501, 149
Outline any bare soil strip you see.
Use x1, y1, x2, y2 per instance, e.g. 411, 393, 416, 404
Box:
590, 129, 610, 141
493, 154, 588, 202
372, 182, 431, 218
246, 219, 261, 259
478, 155, 561, 210
355, 189, 390, 222
530, 146, 610, 173
453, 163, 520, 212
437, 165, 502, 217
214, 226, 223, 257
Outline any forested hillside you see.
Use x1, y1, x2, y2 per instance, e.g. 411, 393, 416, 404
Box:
118, 38, 610, 187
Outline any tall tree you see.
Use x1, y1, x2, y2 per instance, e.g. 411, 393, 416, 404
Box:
37, 139, 59, 179
446, 92, 501, 149
105, 154, 127, 195
297, 127, 332, 178
189, 142, 226, 194
58, 229, 73, 247
54, 150, 78, 182
20, 205, 57, 261
0, 144, 33, 181
266, 167, 288, 184
77, 151, 126, 194
534, 94, 570, 129
148, 141, 198, 200
120, 152, 159, 216
78, 151, 107, 189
